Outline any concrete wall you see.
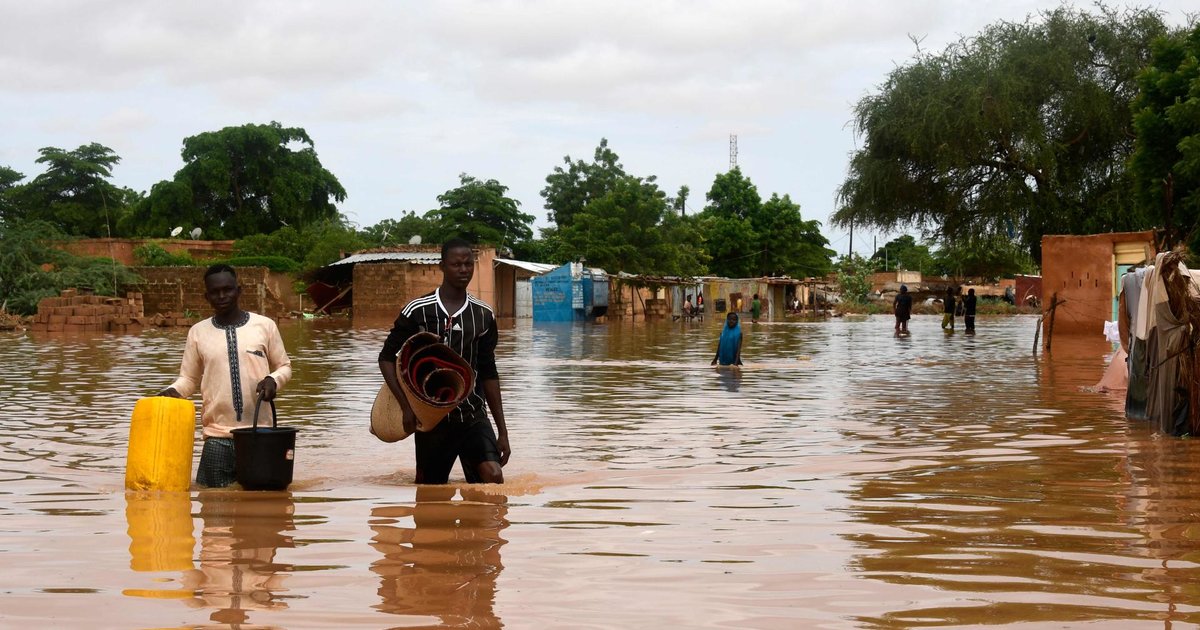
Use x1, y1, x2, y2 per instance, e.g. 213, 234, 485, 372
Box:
1040, 231, 1155, 336
60, 238, 235, 265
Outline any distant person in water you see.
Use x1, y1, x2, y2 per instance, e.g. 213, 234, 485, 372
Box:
750, 294, 762, 323
893, 285, 912, 335
711, 312, 743, 366
963, 288, 977, 333
941, 286, 956, 331
160, 264, 292, 488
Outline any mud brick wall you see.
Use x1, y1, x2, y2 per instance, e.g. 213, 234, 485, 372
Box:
129, 266, 274, 318
58, 238, 235, 266
1040, 231, 1154, 336
352, 262, 443, 320
30, 290, 145, 333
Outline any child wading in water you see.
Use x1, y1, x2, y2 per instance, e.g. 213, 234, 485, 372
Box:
711, 312, 743, 366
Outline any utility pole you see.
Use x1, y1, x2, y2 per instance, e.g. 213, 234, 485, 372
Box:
729, 134, 738, 171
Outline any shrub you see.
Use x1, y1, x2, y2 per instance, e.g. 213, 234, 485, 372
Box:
220, 256, 301, 273
133, 243, 194, 266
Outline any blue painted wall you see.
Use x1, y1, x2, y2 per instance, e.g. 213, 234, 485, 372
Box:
532, 263, 609, 322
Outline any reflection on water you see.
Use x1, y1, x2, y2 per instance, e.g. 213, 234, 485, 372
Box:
4, 315, 1200, 626
181, 491, 298, 625
370, 487, 508, 628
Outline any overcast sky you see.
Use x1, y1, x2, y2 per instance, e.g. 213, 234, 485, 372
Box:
1, 1, 1195, 256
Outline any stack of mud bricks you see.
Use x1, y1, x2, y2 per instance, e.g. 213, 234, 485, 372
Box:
643, 298, 670, 319
29, 289, 145, 333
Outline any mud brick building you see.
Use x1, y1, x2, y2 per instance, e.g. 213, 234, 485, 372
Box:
1040, 231, 1156, 337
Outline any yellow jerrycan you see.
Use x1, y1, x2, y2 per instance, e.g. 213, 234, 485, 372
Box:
125, 396, 196, 491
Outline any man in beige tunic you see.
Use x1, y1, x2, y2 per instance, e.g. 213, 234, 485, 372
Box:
161, 264, 292, 487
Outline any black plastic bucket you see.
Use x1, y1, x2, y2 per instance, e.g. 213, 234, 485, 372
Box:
230, 395, 297, 491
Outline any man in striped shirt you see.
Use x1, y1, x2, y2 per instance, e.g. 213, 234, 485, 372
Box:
378, 238, 511, 484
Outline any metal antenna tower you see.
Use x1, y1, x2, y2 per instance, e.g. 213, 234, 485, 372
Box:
729, 134, 738, 170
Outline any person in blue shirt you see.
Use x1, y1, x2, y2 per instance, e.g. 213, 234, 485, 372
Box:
711, 312, 743, 366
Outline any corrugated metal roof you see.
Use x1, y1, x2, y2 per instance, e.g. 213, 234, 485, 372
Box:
494, 258, 557, 275
326, 251, 441, 266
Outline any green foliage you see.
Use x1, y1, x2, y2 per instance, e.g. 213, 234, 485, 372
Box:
133, 243, 194, 266
512, 226, 568, 264
220, 256, 301, 273
4, 144, 135, 237
931, 236, 1038, 278
359, 213, 436, 248
755, 194, 834, 277
834, 6, 1170, 262
0, 166, 23, 224
871, 235, 935, 273
541, 138, 630, 228
47, 257, 143, 304
835, 254, 875, 305
0, 219, 140, 314
232, 218, 367, 274
557, 176, 704, 274
1131, 24, 1200, 251
542, 140, 710, 274
701, 168, 834, 278
426, 174, 534, 251
124, 122, 346, 239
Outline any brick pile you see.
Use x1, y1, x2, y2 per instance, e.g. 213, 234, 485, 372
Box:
643, 298, 670, 319
29, 289, 146, 333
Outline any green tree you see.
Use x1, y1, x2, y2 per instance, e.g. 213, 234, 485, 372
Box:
700, 168, 763, 278
427, 174, 534, 252
512, 226, 568, 264
700, 168, 833, 278
233, 217, 366, 273
833, 6, 1170, 262
125, 122, 346, 239
752, 194, 834, 277
553, 174, 707, 275
870, 235, 935, 273
835, 254, 875, 305
931, 236, 1038, 278
1130, 24, 1200, 252
10, 144, 132, 237
359, 213, 436, 248
0, 166, 23, 223
0, 219, 140, 314
541, 138, 629, 227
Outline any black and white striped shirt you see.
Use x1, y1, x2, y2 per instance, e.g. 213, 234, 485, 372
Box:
378, 288, 499, 423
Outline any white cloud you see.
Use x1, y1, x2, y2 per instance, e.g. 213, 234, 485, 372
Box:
2, 0, 1198, 250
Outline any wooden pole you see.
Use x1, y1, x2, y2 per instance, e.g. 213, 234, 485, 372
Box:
1045, 292, 1059, 353
1033, 315, 1042, 353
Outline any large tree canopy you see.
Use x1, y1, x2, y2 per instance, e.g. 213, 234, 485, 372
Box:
6, 144, 135, 237
540, 139, 707, 274
1130, 24, 1200, 252
427, 174, 534, 252
124, 122, 346, 239
541, 138, 629, 228
701, 168, 833, 278
834, 6, 1171, 262
558, 176, 707, 275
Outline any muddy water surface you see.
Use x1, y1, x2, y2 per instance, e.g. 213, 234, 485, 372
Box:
2, 315, 1199, 628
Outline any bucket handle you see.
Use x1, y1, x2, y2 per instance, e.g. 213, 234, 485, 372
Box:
252, 393, 278, 429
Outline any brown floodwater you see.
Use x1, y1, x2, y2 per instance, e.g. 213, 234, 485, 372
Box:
2, 314, 1199, 629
